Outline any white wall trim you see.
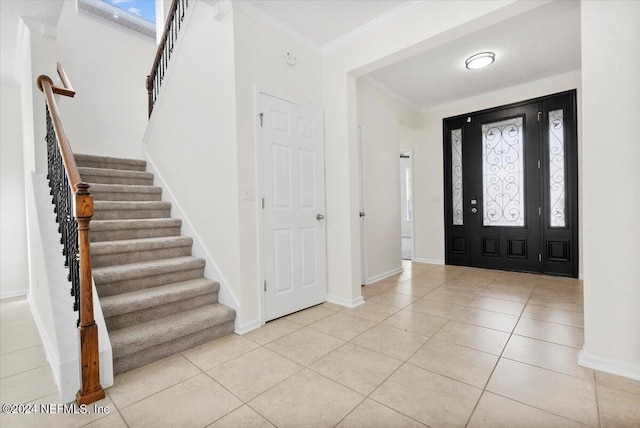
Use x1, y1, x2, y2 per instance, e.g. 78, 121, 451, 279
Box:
235, 318, 262, 335
0, 290, 28, 299
422, 69, 582, 114
413, 258, 444, 265
326, 294, 365, 309
368, 267, 403, 284
578, 349, 640, 381
322, 1, 433, 54
142, 154, 241, 319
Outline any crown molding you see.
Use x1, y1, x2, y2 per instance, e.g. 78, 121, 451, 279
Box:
359, 75, 422, 112
322, 0, 432, 54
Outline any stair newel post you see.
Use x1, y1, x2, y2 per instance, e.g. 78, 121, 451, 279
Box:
75, 182, 105, 405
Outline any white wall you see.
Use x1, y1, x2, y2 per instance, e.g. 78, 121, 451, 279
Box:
56, 0, 156, 159
356, 79, 421, 281
143, 2, 242, 320
411, 71, 582, 268
580, 1, 640, 379
0, 83, 28, 298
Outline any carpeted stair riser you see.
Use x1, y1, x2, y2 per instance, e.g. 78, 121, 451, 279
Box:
89, 219, 180, 242
89, 184, 163, 202
91, 236, 193, 268
92, 201, 171, 221
93, 257, 206, 296
106, 292, 218, 330
78, 167, 154, 186
74, 153, 237, 374
113, 320, 234, 375
75, 154, 147, 172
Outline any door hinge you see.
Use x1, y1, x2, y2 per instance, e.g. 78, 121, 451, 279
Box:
538, 253, 542, 263
537, 111, 542, 122
264, 280, 267, 292
537, 160, 541, 169
538, 206, 541, 216
262, 197, 265, 209
259, 113, 264, 127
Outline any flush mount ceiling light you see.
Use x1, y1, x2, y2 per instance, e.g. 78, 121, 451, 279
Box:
465, 52, 495, 70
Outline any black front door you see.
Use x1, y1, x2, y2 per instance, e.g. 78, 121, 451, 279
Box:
444, 91, 578, 277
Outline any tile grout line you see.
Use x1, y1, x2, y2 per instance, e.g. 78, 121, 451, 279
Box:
463, 274, 530, 428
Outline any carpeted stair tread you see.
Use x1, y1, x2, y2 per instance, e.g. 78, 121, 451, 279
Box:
93, 201, 171, 211
92, 201, 171, 220
101, 278, 219, 318
91, 218, 182, 232
110, 304, 236, 359
79, 167, 153, 180
91, 235, 192, 253
88, 183, 162, 200
92, 256, 205, 283
75, 154, 147, 171
90, 218, 181, 242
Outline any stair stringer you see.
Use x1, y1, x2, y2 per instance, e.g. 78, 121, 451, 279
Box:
142, 153, 241, 330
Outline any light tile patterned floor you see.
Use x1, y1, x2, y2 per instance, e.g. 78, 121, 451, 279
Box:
1, 262, 639, 427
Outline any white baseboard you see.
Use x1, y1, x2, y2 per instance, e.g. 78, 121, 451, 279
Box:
413, 258, 444, 265
368, 267, 403, 284
578, 349, 640, 381
326, 294, 365, 309
0, 290, 28, 299
235, 318, 262, 335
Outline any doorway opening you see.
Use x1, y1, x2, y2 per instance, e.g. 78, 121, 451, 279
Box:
400, 149, 414, 261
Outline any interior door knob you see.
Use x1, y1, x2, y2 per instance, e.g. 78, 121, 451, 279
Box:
316, 214, 325, 220
471, 207, 478, 214
359, 211, 366, 218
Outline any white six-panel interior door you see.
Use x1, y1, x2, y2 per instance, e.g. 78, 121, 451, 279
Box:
260, 92, 326, 322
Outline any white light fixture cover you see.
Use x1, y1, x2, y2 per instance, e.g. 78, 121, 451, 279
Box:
465, 52, 495, 70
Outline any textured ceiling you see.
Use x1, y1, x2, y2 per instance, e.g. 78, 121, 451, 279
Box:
365, 1, 582, 109
0, 0, 63, 82
245, 0, 414, 47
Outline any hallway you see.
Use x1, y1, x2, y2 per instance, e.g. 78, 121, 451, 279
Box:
1, 262, 638, 427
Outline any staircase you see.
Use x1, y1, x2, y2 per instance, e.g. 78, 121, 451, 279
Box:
75, 154, 236, 375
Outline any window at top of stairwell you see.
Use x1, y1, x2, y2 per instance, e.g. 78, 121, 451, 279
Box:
77, 0, 156, 40
102, 0, 156, 23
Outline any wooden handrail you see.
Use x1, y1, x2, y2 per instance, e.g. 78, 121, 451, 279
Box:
146, 0, 189, 117
36, 65, 105, 405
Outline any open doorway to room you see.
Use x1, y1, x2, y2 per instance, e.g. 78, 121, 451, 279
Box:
400, 149, 413, 261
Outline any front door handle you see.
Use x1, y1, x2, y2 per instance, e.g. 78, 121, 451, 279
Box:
316, 214, 325, 220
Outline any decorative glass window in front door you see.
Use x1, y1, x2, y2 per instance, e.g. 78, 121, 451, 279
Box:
482, 117, 525, 226
548, 109, 566, 227
451, 129, 463, 225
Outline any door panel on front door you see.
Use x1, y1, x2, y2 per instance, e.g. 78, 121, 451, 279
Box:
444, 91, 578, 277
467, 104, 542, 273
